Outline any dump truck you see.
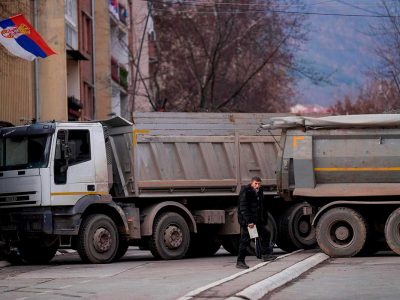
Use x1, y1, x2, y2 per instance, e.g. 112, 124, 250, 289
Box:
261, 114, 400, 257
0, 112, 301, 264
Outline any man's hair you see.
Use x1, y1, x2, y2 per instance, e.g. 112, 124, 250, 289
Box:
251, 176, 262, 183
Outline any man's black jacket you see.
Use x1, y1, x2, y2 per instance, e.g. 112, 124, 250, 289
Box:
238, 184, 267, 226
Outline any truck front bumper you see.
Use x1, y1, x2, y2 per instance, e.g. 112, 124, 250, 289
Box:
0, 206, 81, 237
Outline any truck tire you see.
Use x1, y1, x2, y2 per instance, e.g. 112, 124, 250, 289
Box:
277, 203, 316, 252
15, 238, 59, 264
266, 212, 278, 246
384, 207, 400, 255
77, 214, 119, 264
316, 207, 367, 257
149, 212, 190, 260
187, 233, 221, 257
113, 239, 129, 262
222, 235, 240, 255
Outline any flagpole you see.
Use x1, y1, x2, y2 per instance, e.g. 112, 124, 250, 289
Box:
34, 0, 40, 122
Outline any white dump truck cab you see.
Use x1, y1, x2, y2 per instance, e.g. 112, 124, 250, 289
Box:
0, 120, 130, 264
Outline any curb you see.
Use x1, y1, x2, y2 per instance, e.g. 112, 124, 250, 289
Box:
0, 260, 10, 268
177, 250, 303, 300
226, 252, 329, 300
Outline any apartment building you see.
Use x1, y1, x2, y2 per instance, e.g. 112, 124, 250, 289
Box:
0, 0, 152, 125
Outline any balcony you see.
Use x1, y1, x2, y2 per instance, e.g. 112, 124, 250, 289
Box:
109, 1, 128, 33
118, 4, 128, 26
119, 65, 128, 90
111, 56, 119, 82
109, 0, 119, 20
111, 57, 129, 91
68, 96, 82, 121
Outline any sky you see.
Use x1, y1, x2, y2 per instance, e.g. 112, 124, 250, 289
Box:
295, 0, 384, 107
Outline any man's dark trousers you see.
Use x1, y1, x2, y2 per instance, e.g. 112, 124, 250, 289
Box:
238, 223, 272, 261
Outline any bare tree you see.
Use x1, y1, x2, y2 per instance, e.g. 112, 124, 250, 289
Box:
367, 0, 400, 104
330, 0, 400, 115
148, 0, 312, 112
329, 79, 400, 115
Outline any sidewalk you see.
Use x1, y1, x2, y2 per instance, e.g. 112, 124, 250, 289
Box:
179, 249, 329, 300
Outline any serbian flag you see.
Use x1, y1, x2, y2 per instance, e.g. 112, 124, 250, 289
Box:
0, 14, 55, 61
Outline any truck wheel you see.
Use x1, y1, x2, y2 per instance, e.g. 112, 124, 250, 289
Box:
18, 238, 59, 264
384, 207, 400, 255
277, 203, 316, 252
149, 212, 190, 260
222, 234, 240, 255
77, 214, 119, 264
316, 207, 367, 257
266, 212, 278, 246
113, 239, 129, 262
187, 232, 221, 257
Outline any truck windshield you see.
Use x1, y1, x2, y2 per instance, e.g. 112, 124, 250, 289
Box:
0, 134, 51, 171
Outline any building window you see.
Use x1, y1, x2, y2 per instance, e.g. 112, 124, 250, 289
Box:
81, 12, 92, 54
65, 0, 78, 50
65, 0, 77, 25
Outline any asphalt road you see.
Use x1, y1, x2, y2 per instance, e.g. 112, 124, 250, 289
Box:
0, 247, 273, 300
1, 247, 399, 300
266, 251, 400, 300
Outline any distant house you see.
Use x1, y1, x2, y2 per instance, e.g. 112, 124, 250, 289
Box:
290, 103, 329, 116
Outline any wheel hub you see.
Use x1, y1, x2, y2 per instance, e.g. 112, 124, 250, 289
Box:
164, 225, 183, 249
299, 220, 310, 235
93, 228, 112, 252
335, 226, 350, 241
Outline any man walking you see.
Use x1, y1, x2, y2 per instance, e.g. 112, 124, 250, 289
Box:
236, 176, 274, 269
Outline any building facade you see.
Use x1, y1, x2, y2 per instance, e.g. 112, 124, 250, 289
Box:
0, 0, 152, 125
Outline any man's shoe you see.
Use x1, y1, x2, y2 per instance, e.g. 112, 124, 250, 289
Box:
261, 254, 277, 262
236, 261, 249, 269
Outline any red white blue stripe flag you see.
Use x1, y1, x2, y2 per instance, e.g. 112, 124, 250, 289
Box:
0, 14, 55, 61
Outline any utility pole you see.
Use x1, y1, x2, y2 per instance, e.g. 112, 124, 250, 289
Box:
130, 0, 152, 119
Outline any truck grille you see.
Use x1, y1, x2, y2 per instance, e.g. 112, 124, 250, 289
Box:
0, 191, 37, 206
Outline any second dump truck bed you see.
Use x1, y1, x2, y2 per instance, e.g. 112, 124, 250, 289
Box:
108, 112, 288, 198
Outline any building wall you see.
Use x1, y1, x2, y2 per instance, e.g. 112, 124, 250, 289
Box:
78, 0, 94, 120
38, 0, 68, 122
0, 0, 34, 125
94, 0, 112, 120
109, 0, 130, 119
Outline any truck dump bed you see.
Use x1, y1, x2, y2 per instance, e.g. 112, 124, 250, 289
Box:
108, 112, 285, 198
262, 114, 400, 198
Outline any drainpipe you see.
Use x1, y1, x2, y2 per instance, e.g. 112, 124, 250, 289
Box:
91, 0, 96, 120
34, 0, 40, 121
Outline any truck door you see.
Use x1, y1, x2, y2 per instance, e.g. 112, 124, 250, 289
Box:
50, 128, 96, 206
